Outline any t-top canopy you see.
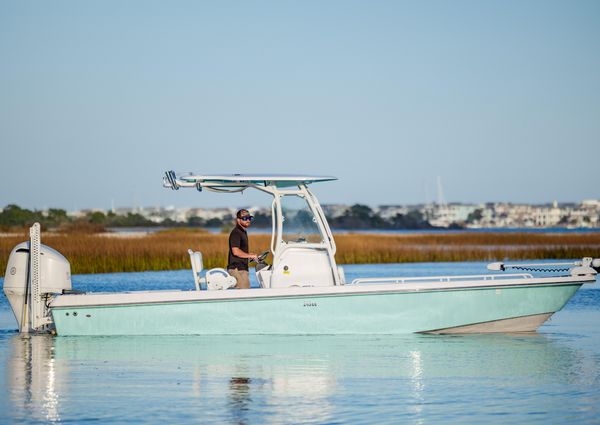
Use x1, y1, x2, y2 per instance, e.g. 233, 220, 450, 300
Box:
163, 171, 337, 191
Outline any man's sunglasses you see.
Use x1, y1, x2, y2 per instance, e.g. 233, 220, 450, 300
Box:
240, 216, 254, 222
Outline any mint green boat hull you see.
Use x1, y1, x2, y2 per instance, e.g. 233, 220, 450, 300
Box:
50, 283, 582, 336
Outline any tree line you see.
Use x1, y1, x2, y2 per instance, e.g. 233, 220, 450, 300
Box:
0, 203, 441, 231
0, 204, 156, 231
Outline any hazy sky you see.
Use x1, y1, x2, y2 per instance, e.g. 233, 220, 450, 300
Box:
1, 1, 599, 210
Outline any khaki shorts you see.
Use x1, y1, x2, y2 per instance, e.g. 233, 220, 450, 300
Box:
228, 269, 250, 289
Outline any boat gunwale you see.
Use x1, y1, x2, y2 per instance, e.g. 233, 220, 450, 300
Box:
48, 275, 593, 310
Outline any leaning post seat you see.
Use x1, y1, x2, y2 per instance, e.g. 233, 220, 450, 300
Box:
188, 249, 204, 290
188, 249, 237, 290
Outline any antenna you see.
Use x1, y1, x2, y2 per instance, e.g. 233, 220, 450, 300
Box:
436, 176, 446, 207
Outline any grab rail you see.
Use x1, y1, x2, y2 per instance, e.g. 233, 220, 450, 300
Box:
350, 273, 533, 285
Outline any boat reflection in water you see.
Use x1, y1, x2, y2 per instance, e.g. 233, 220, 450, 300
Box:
5, 332, 598, 424
7, 335, 64, 424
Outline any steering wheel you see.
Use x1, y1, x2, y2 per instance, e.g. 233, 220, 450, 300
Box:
256, 250, 270, 263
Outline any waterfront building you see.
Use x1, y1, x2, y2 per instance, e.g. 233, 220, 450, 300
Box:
38, 199, 600, 230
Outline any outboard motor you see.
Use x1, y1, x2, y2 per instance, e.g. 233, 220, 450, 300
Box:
3, 223, 71, 333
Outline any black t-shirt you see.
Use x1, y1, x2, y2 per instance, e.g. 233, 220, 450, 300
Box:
228, 224, 249, 270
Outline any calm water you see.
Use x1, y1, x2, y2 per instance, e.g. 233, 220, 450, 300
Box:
1, 262, 599, 424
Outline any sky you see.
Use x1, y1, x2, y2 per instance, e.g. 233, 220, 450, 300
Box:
1, 1, 599, 210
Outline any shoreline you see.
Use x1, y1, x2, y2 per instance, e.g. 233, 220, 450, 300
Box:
2, 230, 599, 275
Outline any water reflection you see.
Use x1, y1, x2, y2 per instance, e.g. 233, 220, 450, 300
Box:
3, 333, 599, 424
228, 366, 252, 425
6, 335, 63, 424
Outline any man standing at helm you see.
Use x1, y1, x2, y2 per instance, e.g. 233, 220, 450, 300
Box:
228, 209, 258, 289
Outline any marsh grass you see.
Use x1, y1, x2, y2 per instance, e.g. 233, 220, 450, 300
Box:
1, 230, 599, 275
334, 233, 600, 264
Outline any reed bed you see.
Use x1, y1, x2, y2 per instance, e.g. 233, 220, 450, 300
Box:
1, 230, 599, 275
334, 233, 600, 264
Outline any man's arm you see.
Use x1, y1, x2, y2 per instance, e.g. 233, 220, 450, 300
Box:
232, 247, 258, 262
